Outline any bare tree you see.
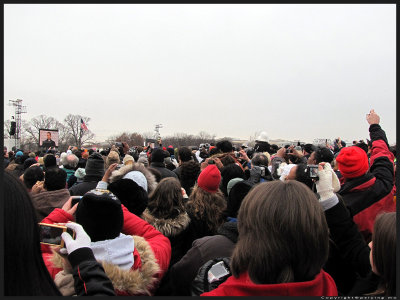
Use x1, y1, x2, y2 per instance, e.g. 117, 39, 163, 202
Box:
63, 114, 95, 148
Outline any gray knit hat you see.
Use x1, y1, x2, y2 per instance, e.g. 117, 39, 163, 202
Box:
85, 152, 105, 178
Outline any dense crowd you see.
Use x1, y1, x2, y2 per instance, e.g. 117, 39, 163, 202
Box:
3, 109, 396, 296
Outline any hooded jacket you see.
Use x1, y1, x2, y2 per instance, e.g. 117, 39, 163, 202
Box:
41, 205, 171, 296
338, 124, 395, 242
31, 188, 71, 222
141, 208, 191, 267
201, 270, 337, 296
169, 221, 238, 296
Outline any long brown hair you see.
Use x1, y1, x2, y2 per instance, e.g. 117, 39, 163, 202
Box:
231, 180, 329, 284
147, 177, 184, 219
185, 184, 226, 233
371, 212, 396, 296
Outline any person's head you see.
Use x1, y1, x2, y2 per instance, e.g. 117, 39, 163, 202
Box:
308, 146, 334, 165
355, 142, 369, 155
43, 154, 57, 170
63, 154, 79, 169
4, 171, 61, 295
226, 180, 253, 218
105, 150, 120, 169
251, 153, 269, 168
84, 152, 105, 178
303, 144, 316, 156
335, 146, 369, 179
137, 156, 149, 167
178, 147, 193, 164
148, 177, 184, 219
186, 184, 226, 233
220, 163, 245, 197
151, 148, 168, 163
231, 180, 329, 284
369, 212, 396, 296
216, 140, 233, 153
293, 163, 314, 190
43, 167, 67, 191
108, 170, 149, 216
22, 166, 44, 191
23, 158, 37, 170
122, 154, 134, 166
46, 132, 51, 140
76, 189, 123, 242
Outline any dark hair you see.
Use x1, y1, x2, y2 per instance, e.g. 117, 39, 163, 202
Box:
226, 180, 253, 218
209, 147, 220, 156
355, 142, 369, 155
371, 212, 396, 296
295, 163, 314, 190
180, 160, 201, 196
148, 177, 185, 219
231, 180, 329, 284
23, 166, 44, 190
221, 163, 245, 198
4, 171, 61, 295
186, 185, 226, 233
43, 153, 57, 170
44, 167, 67, 191
314, 146, 334, 164
216, 140, 233, 153
303, 144, 316, 154
251, 153, 269, 167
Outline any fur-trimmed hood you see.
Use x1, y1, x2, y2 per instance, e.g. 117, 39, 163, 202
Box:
51, 235, 160, 296
141, 208, 191, 237
109, 162, 157, 194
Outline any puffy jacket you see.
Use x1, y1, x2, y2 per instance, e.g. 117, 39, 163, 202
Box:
338, 124, 395, 242
41, 205, 171, 296
201, 270, 337, 296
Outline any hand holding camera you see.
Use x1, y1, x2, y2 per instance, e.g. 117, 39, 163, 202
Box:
60, 222, 91, 255
315, 163, 341, 201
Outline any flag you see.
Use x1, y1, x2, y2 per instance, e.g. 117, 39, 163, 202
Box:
80, 118, 88, 131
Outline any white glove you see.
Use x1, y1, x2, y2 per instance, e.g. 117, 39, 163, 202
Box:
60, 222, 91, 255
316, 163, 339, 201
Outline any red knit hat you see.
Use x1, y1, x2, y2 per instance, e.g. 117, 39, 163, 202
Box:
197, 164, 221, 193
336, 146, 369, 179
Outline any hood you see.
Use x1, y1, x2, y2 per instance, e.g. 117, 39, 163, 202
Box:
90, 233, 134, 270
109, 162, 157, 194
51, 235, 160, 296
141, 209, 190, 237
202, 270, 337, 296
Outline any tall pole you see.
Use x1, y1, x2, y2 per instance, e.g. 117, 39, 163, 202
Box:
8, 99, 27, 150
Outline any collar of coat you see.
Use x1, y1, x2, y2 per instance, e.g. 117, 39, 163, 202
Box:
141, 208, 190, 237
51, 235, 160, 296
109, 162, 157, 194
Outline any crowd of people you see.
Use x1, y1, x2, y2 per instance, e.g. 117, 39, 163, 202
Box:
3, 109, 396, 296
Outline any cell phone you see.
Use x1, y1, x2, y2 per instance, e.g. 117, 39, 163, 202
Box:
71, 196, 82, 206
38, 223, 75, 248
208, 159, 215, 164
307, 165, 319, 178
208, 261, 230, 283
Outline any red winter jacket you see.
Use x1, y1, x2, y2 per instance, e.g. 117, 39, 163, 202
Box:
40, 205, 171, 295
338, 124, 395, 242
201, 270, 337, 296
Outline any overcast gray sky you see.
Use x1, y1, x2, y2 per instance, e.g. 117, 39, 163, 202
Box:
4, 4, 396, 144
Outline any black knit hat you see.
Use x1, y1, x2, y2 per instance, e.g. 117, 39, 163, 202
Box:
151, 148, 168, 163
108, 179, 148, 216
85, 152, 105, 178
227, 181, 253, 218
76, 189, 123, 242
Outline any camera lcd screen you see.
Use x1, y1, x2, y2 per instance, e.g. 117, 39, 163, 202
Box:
309, 166, 319, 177
39, 224, 73, 246
208, 262, 229, 278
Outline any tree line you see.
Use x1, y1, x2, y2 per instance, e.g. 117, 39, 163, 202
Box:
4, 115, 230, 151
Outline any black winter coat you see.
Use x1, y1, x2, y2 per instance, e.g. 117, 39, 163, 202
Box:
68, 176, 102, 196
169, 221, 238, 296
149, 162, 178, 180
69, 247, 115, 296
